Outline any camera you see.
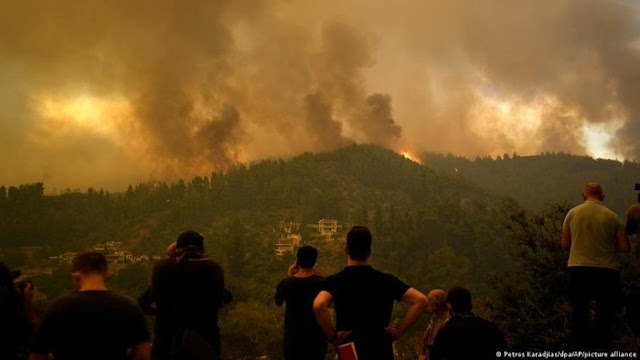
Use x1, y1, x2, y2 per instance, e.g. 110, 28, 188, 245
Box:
8, 269, 33, 292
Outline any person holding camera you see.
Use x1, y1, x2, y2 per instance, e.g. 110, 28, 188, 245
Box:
275, 245, 327, 360
0, 263, 37, 360
150, 230, 229, 360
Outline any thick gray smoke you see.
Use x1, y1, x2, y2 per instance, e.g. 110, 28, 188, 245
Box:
304, 93, 351, 151
0, 0, 638, 190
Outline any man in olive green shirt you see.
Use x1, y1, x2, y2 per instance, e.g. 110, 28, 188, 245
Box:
562, 182, 629, 350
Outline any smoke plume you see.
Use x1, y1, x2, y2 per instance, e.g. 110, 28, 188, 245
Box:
0, 0, 638, 190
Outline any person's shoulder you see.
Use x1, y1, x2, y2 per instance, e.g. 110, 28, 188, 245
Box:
442, 314, 478, 330
433, 316, 457, 339
153, 258, 177, 272
627, 204, 640, 213
107, 290, 139, 303
199, 258, 223, 270
567, 203, 586, 214
277, 276, 294, 287
86, 291, 139, 308
310, 274, 326, 281
47, 291, 136, 313
302, 274, 327, 287
465, 315, 502, 332
596, 203, 621, 219
374, 267, 406, 283
326, 267, 348, 279
45, 292, 80, 312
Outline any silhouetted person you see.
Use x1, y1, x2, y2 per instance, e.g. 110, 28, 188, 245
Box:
138, 241, 177, 314
625, 193, 640, 237
29, 252, 150, 360
419, 289, 450, 360
562, 182, 630, 349
151, 230, 228, 360
275, 246, 327, 360
430, 287, 506, 360
313, 226, 428, 360
0, 263, 37, 360
625, 193, 640, 346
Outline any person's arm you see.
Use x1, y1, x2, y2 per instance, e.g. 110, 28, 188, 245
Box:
313, 290, 334, 339
617, 231, 631, 253
287, 261, 298, 277
313, 290, 350, 346
561, 228, 571, 250
130, 341, 151, 360
137, 286, 153, 313
385, 287, 428, 341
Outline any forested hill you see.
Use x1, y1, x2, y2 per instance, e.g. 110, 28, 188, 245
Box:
1, 144, 513, 296
421, 152, 640, 215
0, 144, 501, 253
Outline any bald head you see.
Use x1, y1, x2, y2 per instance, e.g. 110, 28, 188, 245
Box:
427, 289, 447, 313
583, 182, 604, 201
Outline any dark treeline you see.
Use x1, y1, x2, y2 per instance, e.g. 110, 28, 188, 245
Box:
1, 144, 638, 358
422, 152, 640, 214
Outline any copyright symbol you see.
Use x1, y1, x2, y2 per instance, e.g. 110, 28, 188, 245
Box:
496, 351, 502, 358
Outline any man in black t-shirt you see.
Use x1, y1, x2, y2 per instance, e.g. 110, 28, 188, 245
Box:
151, 230, 228, 360
29, 252, 150, 360
430, 287, 506, 360
275, 245, 327, 360
313, 226, 428, 360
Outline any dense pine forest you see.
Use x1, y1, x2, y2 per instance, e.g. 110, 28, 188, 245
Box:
1, 144, 638, 358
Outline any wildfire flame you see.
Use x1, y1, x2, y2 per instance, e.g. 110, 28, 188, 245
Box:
400, 150, 422, 164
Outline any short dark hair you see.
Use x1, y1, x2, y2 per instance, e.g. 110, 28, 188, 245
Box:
72, 252, 108, 275
347, 226, 372, 260
296, 246, 318, 269
447, 286, 472, 313
177, 230, 204, 250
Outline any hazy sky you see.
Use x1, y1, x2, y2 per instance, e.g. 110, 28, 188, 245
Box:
1, 0, 639, 191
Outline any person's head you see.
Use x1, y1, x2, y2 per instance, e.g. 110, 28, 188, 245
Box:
176, 230, 204, 252
582, 182, 604, 201
427, 289, 447, 313
71, 252, 108, 290
446, 286, 472, 316
166, 242, 177, 258
296, 246, 318, 269
346, 226, 372, 261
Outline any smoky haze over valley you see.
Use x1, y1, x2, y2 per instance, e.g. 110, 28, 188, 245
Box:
1, 0, 639, 191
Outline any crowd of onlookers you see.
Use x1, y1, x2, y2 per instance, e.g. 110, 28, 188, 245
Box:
1, 181, 639, 360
